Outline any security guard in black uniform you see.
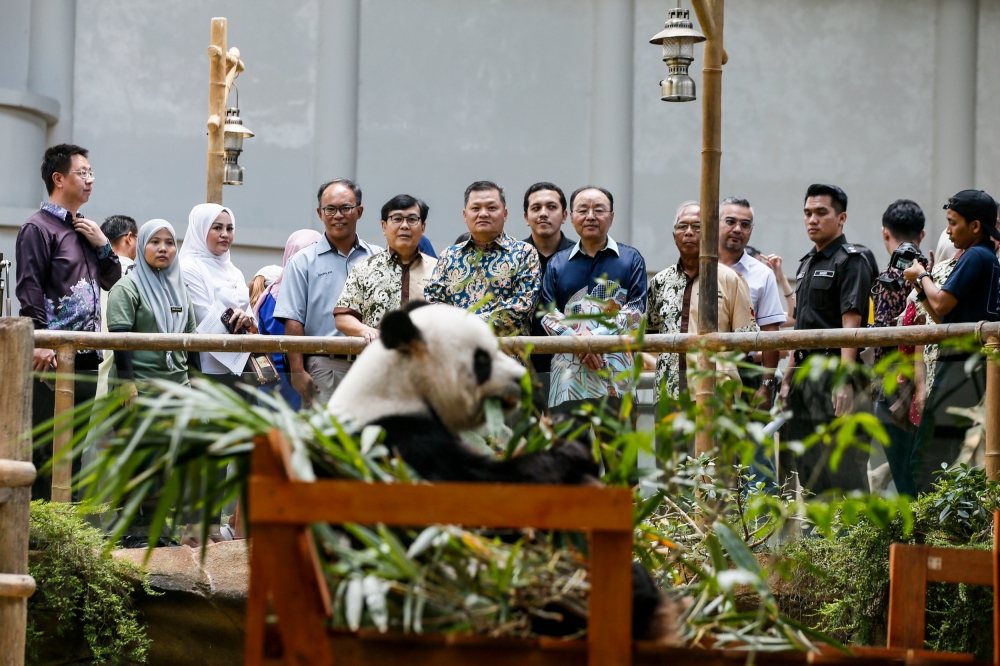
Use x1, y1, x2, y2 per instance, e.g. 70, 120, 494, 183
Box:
778, 184, 876, 494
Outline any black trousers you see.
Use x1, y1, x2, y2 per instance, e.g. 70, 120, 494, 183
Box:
910, 357, 986, 494
31, 352, 100, 501
781, 371, 869, 494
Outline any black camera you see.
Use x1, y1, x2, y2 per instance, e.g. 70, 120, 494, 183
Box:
876, 242, 929, 293
889, 241, 928, 272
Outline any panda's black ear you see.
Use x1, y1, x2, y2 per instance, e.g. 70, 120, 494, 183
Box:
380, 308, 423, 351
403, 299, 430, 314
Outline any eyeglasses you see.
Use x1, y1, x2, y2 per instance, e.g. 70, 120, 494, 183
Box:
674, 222, 701, 233
722, 217, 753, 230
387, 214, 422, 226
573, 206, 609, 217
69, 170, 95, 182
321, 204, 357, 217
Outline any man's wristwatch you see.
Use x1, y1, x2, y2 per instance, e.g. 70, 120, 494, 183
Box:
916, 271, 932, 284
761, 378, 776, 389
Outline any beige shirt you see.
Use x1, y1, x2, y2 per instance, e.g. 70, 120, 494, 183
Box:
686, 263, 757, 335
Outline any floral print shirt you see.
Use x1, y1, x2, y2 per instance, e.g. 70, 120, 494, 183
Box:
542, 282, 644, 406
869, 265, 909, 403
424, 233, 541, 337
15, 203, 121, 338
647, 263, 758, 399
335, 250, 437, 328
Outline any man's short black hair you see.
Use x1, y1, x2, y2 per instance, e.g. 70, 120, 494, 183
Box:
317, 178, 362, 206
464, 181, 505, 207
381, 194, 427, 222
41, 144, 89, 195
881, 199, 925, 242
569, 185, 614, 212
523, 182, 566, 214
805, 184, 848, 215
101, 215, 138, 242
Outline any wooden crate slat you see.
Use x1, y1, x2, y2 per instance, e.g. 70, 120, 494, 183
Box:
924, 547, 993, 587
248, 477, 634, 530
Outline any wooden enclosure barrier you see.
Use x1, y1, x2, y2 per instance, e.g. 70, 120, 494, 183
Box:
245, 430, 635, 666
0, 319, 37, 666
886, 511, 1000, 661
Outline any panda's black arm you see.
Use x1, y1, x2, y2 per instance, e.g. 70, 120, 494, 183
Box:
372, 415, 599, 485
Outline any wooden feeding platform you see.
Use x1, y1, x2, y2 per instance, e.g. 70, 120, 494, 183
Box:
245, 430, 997, 666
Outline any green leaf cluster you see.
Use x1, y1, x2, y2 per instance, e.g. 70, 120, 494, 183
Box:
26, 500, 156, 665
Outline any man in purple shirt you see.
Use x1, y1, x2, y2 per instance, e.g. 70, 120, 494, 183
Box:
16, 144, 121, 500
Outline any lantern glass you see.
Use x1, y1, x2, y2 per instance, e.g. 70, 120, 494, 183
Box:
224, 132, 244, 152
663, 37, 693, 60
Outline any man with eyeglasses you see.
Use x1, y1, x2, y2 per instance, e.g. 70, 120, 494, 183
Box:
16, 143, 122, 500
274, 178, 382, 408
647, 201, 757, 404
335, 194, 437, 341
717, 197, 786, 409
539, 186, 647, 413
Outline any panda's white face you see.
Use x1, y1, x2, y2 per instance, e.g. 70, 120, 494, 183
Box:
328, 304, 525, 433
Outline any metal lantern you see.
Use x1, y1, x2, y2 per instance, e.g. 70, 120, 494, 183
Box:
223, 106, 254, 185
649, 7, 706, 102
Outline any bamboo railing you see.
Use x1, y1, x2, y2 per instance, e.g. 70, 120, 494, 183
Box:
30, 320, 1000, 500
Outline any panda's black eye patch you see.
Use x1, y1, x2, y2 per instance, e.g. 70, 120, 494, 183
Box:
473, 349, 492, 385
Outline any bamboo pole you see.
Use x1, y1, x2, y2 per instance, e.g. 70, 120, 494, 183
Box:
51, 345, 75, 503
32, 321, 1000, 356
985, 336, 1000, 481
692, 0, 724, 457
206, 17, 227, 205
0, 318, 35, 666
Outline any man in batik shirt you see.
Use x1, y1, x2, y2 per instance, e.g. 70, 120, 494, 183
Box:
335, 194, 437, 340
870, 199, 926, 497
540, 186, 646, 413
646, 202, 757, 400
424, 181, 540, 337
16, 144, 122, 500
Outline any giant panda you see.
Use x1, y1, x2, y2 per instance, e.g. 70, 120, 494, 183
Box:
328, 301, 682, 642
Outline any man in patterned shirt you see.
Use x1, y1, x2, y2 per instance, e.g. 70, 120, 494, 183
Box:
646, 201, 757, 401
424, 181, 541, 337
869, 200, 925, 496
335, 194, 437, 341
16, 144, 122, 500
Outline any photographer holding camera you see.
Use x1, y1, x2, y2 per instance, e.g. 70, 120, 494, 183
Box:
870, 200, 926, 497
902, 189, 1000, 492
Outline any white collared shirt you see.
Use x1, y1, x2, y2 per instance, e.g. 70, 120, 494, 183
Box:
729, 250, 786, 327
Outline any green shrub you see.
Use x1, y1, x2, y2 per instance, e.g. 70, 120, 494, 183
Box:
784, 466, 999, 660
27, 500, 154, 665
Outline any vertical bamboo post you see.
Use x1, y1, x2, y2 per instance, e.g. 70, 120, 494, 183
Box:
206, 17, 227, 205
692, 0, 724, 458
985, 336, 1000, 481
51, 345, 75, 503
0, 318, 35, 666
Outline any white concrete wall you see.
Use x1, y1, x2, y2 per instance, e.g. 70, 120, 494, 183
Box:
2, 0, 1000, 314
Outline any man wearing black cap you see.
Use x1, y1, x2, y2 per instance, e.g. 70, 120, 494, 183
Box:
901, 189, 1000, 492
778, 183, 877, 494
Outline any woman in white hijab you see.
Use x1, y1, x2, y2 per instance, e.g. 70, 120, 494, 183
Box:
107, 219, 198, 398
180, 203, 258, 381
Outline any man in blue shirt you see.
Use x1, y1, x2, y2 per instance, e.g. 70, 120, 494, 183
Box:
540, 186, 647, 413
274, 179, 382, 408
903, 189, 1000, 492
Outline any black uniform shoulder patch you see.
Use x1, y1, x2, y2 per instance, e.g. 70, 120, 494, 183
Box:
843, 245, 860, 254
